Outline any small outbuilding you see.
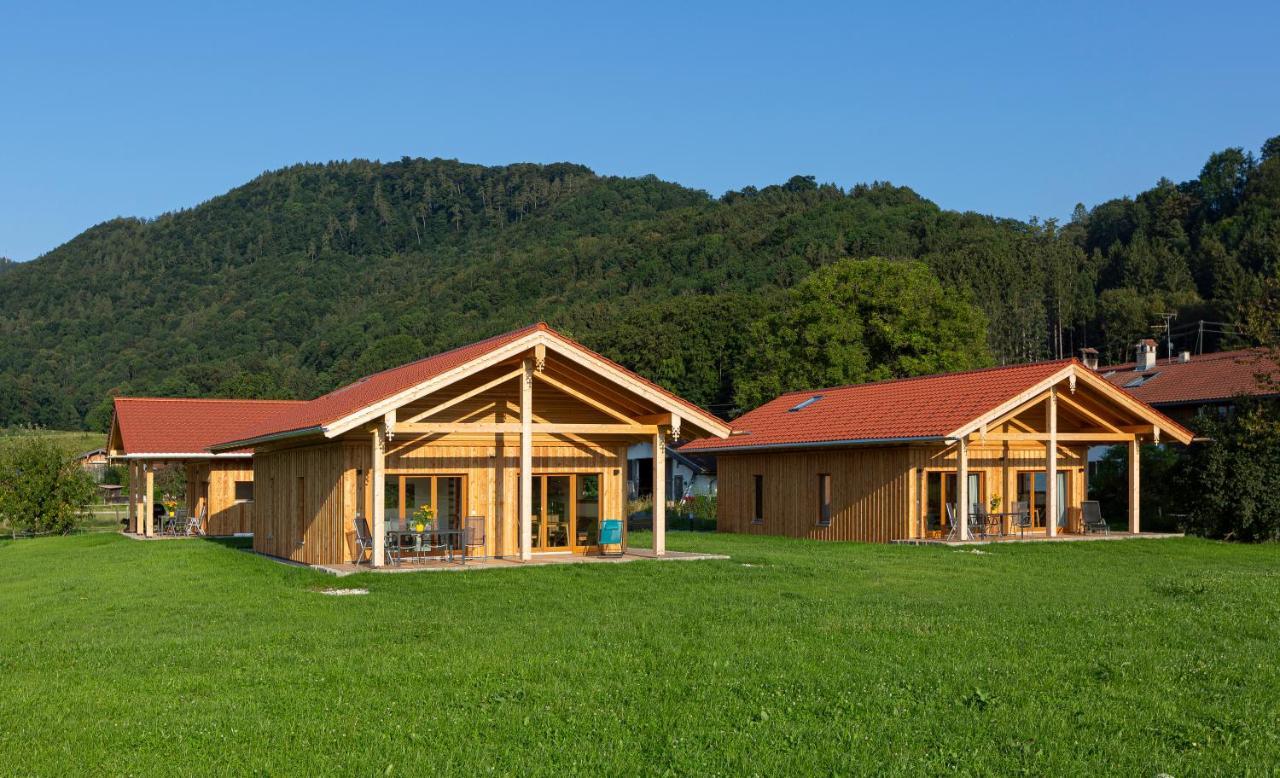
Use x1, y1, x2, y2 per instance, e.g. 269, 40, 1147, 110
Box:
108, 397, 307, 535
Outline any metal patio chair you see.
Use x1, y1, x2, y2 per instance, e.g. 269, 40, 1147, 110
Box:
944, 503, 958, 540
462, 515, 487, 563
969, 503, 991, 540
1009, 501, 1033, 538
184, 506, 206, 536
353, 515, 375, 565
1081, 500, 1110, 535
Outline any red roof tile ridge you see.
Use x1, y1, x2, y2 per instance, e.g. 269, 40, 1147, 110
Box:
115, 396, 307, 404
768, 358, 1077, 400
1100, 347, 1271, 372
311, 322, 544, 401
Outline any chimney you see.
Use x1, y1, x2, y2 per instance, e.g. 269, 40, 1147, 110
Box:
1178, 350, 1191, 364
1078, 347, 1099, 371
1135, 339, 1157, 371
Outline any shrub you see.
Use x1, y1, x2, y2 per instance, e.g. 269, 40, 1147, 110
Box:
0, 432, 97, 535
1175, 401, 1280, 541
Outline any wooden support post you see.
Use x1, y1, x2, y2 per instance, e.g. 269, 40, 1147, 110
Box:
1046, 386, 1058, 538
957, 437, 970, 541
520, 357, 533, 561
125, 461, 135, 532
1128, 437, 1140, 534
371, 427, 386, 567
653, 431, 666, 555
143, 463, 155, 537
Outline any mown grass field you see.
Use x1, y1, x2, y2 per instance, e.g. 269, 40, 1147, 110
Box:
1, 532, 1277, 775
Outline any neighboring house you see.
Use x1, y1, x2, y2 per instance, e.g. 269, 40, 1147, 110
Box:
76, 448, 110, 481
206, 323, 729, 567
627, 442, 716, 499
682, 359, 1191, 542
108, 397, 308, 536
1091, 342, 1280, 427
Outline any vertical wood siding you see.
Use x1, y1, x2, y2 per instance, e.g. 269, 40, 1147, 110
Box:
184, 461, 254, 535
717, 442, 1089, 542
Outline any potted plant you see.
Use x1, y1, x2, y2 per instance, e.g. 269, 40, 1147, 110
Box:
989, 495, 1001, 513
413, 505, 435, 533
163, 495, 178, 518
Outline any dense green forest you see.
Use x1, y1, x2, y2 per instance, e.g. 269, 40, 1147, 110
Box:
1, 136, 1277, 430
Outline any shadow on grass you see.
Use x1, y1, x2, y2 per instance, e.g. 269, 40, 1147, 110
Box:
199, 535, 255, 551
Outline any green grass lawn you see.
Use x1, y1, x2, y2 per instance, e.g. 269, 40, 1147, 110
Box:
1, 532, 1278, 775
3, 428, 107, 457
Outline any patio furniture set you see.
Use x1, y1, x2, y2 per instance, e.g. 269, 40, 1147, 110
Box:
352, 515, 628, 566
943, 500, 1112, 541
155, 507, 206, 537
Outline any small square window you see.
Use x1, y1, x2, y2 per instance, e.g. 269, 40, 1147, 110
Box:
234, 481, 254, 502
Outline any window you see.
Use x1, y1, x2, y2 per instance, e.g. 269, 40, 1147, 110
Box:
355, 469, 366, 519
817, 474, 832, 527
233, 481, 254, 502
752, 475, 764, 523
788, 395, 824, 412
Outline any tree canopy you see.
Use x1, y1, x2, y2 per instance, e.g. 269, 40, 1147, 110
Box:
1, 136, 1277, 428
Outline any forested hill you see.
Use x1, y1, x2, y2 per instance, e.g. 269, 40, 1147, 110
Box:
2, 137, 1278, 430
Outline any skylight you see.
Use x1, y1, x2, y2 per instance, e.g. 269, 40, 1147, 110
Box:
1124, 372, 1159, 388
788, 394, 824, 412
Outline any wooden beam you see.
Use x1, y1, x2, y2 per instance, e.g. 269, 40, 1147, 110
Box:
634, 412, 673, 426
653, 430, 666, 555
401, 367, 523, 424
1046, 387, 1058, 538
969, 432, 1134, 443
144, 464, 155, 538
396, 422, 658, 435
1056, 392, 1123, 433
520, 358, 533, 561
957, 437, 970, 541
1128, 437, 1140, 533
533, 370, 637, 424
371, 427, 386, 567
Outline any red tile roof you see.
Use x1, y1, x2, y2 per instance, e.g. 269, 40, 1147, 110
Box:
212, 322, 727, 449
112, 397, 309, 455
682, 360, 1077, 452
1098, 348, 1280, 406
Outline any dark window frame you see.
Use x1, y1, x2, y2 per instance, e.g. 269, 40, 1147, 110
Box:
233, 480, 254, 502
817, 473, 832, 527
752, 474, 764, 524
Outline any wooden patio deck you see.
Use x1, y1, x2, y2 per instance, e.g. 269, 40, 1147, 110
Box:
309, 548, 729, 577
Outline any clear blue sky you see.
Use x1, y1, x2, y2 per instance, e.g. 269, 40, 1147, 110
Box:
3, 0, 1279, 261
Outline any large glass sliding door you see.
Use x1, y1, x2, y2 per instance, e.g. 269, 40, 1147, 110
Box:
526, 473, 602, 551
924, 471, 983, 537
384, 475, 465, 531
1016, 471, 1068, 530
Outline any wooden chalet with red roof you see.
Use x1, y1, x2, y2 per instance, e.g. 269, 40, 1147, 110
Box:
205, 323, 730, 566
682, 359, 1193, 542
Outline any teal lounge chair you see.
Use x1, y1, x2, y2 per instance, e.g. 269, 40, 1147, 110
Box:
599, 519, 624, 557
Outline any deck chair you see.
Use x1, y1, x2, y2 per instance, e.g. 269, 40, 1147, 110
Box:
969, 503, 990, 540
599, 519, 624, 557
462, 515, 487, 563
354, 516, 375, 565
944, 503, 960, 541
1081, 500, 1110, 535
1010, 501, 1033, 537
184, 506, 206, 536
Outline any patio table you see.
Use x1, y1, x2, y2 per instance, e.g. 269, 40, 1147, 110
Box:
386, 526, 465, 564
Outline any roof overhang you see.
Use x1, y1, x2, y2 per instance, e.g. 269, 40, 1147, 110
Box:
687, 435, 950, 454
110, 452, 253, 461
214, 329, 730, 451
947, 363, 1195, 445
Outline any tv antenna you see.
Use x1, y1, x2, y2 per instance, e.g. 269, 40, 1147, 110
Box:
1151, 312, 1177, 363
